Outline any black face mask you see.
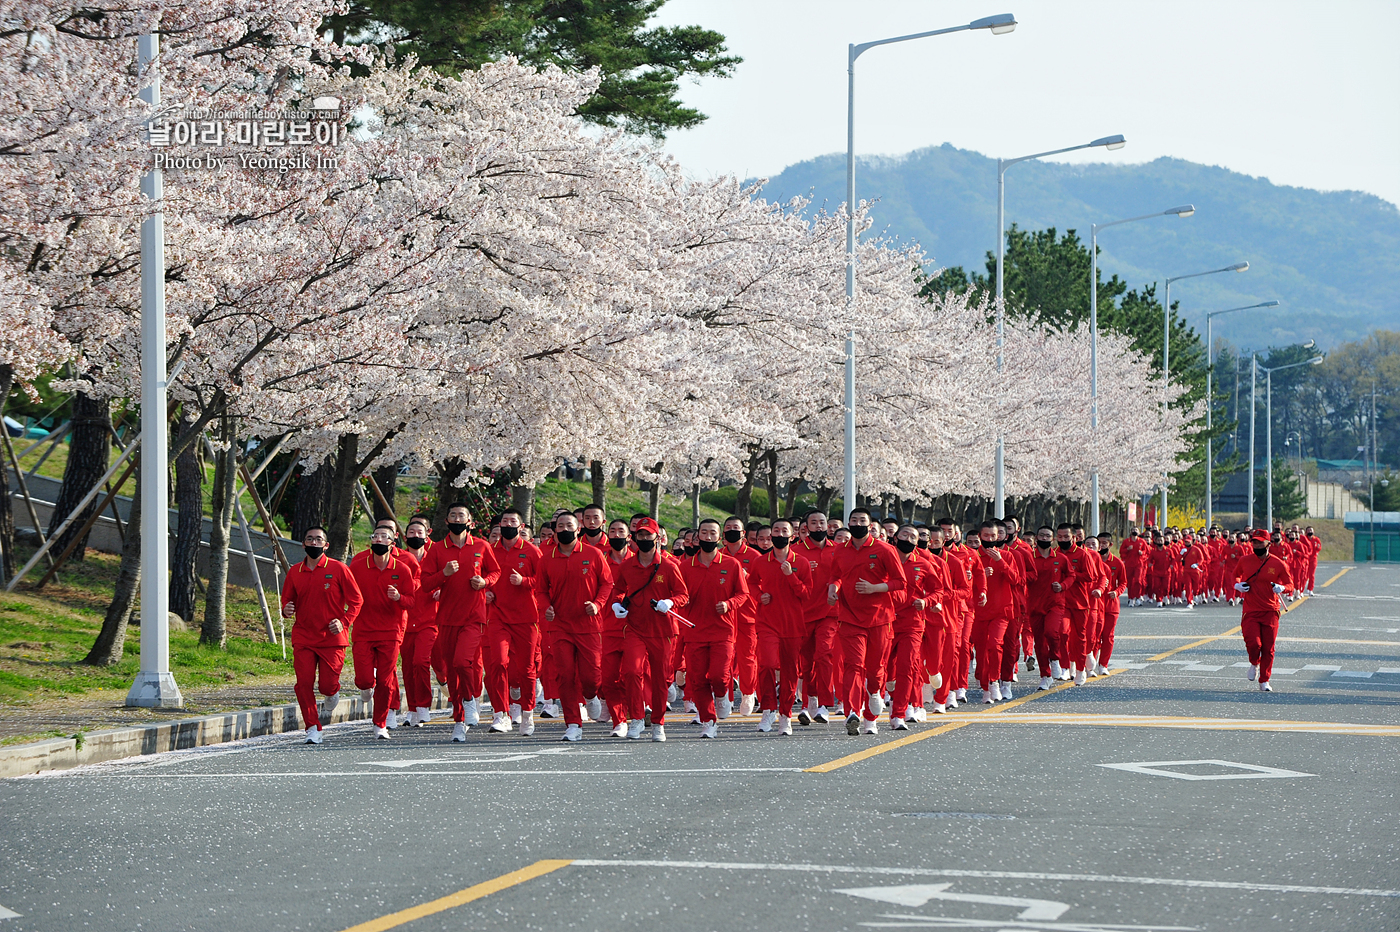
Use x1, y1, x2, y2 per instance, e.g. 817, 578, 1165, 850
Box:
636, 539, 656, 553
809, 529, 828, 543
770, 536, 790, 550
981, 539, 998, 549
583, 526, 603, 538
724, 529, 743, 544
405, 536, 425, 549
1037, 541, 1052, 551
929, 545, 943, 554
1058, 540, 1072, 551
683, 545, 698, 556
849, 524, 869, 540
608, 537, 628, 552
895, 539, 916, 554
499, 526, 519, 541
447, 522, 468, 535
303, 545, 324, 559
1253, 545, 1268, 557
371, 542, 391, 556
699, 539, 719, 553
555, 529, 576, 545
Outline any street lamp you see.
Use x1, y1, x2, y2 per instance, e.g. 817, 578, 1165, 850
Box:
1087, 204, 1196, 534
1159, 260, 1249, 528
844, 12, 1017, 520
1204, 299, 1278, 530
1255, 352, 1324, 529
994, 132, 1126, 519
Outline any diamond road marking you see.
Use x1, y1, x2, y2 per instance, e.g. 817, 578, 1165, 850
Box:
1303, 664, 1342, 671
1333, 671, 1374, 679
1272, 668, 1300, 675
1161, 660, 1195, 665
1099, 759, 1315, 781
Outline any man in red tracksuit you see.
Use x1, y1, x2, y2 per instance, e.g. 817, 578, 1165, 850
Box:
1182, 532, 1207, 607
678, 518, 749, 738
919, 527, 958, 713
999, 520, 1036, 694
1303, 526, 1321, 594
750, 518, 812, 736
1094, 532, 1126, 676
1121, 530, 1144, 605
721, 516, 761, 716
1234, 528, 1294, 690
1061, 523, 1105, 685
828, 508, 906, 736
599, 518, 635, 735
610, 517, 688, 742
973, 521, 1022, 703
939, 518, 983, 706
794, 510, 839, 724
539, 512, 614, 742
419, 502, 500, 741
400, 516, 439, 727
1146, 532, 1173, 606
888, 524, 937, 728
1027, 526, 1074, 690
485, 507, 542, 736
280, 526, 363, 744
349, 527, 415, 738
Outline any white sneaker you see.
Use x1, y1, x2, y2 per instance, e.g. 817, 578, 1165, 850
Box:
463, 698, 480, 727
1096, 664, 1111, 676
910, 706, 927, 723
1248, 663, 1258, 682
989, 682, 1002, 702
451, 722, 468, 742
668, 683, 681, 706
700, 720, 718, 739
716, 696, 733, 720
360, 688, 374, 706
520, 710, 535, 736
859, 718, 879, 735
539, 700, 560, 719
627, 719, 646, 739
1039, 676, 1053, 691
1074, 669, 1087, 686
739, 693, 756, 716
956, 689, 968, 702
375, 726, 390, 739
891, 717, 908, 731
758, 710, 776, 733
932, 703, 947, 714
1260, 681, 1273, 692
777, 715, 793, 736
509, 702, 522, 724
684, 699, 697, 714
413, 706, 431, 727
609, 721, 628, 738
305, 727, 322, 745
320, 691, 340, 724
1059, 667, 1074, 681
867, 691, 885, 717
922, 683, 935, 705
651, 724, 667, 742
1050, 661, 1063, 679
489, 712, 512, 734
1087, 666, 1099, 678
846, 713, 861, 736
385, 708, 399, 729
562, 724, 582, 742
1000, 681, 1014, 700
946, 693, 959, 709
585, 696, 604, 722
813, 706, 830, 724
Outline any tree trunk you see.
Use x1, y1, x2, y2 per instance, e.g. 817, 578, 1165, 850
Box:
168, 408, 203, 624
691, 477, 700, 528
0, 365, 13, 580
326, 432, 360, 562
371, 461, 399, 524
589, 459, 606, 509
782, 472, 803, 520
291, 454, 334, 540
508, 461, 534, 528
648, 462, 663, 518
431, 458, 466, 536
49, 390, 111, 562
201, 418, 237, 648
615, 466, 626, 489
815, 485, 835, 516
765, 450, 779, 522
85, 457, 142, 666
734, 448, 760, 523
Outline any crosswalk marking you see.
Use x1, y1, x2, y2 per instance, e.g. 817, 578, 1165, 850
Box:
984, 714, 1400, 737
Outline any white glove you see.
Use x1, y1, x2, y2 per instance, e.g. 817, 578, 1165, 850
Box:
653, 599, 674, 613
1191, 564, 1199, 570
611, 602, 628, 618
1272, 583, 1285, 594
1234, 582, 1250, 593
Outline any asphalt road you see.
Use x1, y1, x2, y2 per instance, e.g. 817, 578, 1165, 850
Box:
2, 561, 1397, 932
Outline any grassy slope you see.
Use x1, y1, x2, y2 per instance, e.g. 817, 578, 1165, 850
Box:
533, 477, 730, 538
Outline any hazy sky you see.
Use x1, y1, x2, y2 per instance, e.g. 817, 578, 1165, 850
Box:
651, 0, 1400, 207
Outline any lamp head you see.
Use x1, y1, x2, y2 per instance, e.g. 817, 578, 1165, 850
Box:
971, 13, 1018, 34
1259, 300, 1280, 308
1310, 355, 1325, 365
1091, 134, 1127, 150
1166, 205, 1196, 217
1228, 262, 1249, 272
1301, 339, 1315, 349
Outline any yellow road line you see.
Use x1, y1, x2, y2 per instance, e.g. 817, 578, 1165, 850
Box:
804, 672, 1123, 773
1147, 627, 1241, 662
979, 713, 1400, 737
1321, 566, 1356, 588
338, 859, 573, 932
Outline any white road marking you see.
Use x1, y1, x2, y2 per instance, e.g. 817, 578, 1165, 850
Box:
837, 883, 1069, 920
48, 768, 807, 778
1303, 664, 1342, 671
1181, 664, 1226, 672
1380, 668, 1400, 674
565, 859, 1400, 898
1333, 671, 1374, 679
1098, 759, 1314, 781
0, 904, 19, 920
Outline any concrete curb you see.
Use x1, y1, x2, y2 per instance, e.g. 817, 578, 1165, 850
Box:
0, 687, 455, 779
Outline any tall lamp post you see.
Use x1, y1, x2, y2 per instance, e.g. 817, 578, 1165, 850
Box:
1257, 352, 1324, 529
995, 132, 1126, 519
1088, 204, 1196, 534
844, 12, 1017, 520
1159, 260, 1249, 528
1204, 299, 1278, 530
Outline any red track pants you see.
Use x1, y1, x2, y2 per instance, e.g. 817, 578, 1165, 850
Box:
293, 644, 343, 730
484, 620, 539, 720
437, 623, 485, 723
839, 622, 891, 722
549, 630, 601, 727
684, 639, 735, 723
352, 638, 401, 728
971, 614, 1011, 691
757, 632, 802, 715
623, 632, 673, 725
400, 626, 438, 711
1240, 611, 1280, 683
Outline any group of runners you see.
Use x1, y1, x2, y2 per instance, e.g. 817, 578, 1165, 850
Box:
281, 503, 1310, 745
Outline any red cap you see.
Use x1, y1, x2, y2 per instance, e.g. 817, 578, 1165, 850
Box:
633, 517, 661, 535
1250, 529, 1271, 543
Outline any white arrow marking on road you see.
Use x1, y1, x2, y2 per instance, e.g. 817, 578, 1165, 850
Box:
837, 883, 1070, 920
0, 904, 19, 919
365, 755, 538, 767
